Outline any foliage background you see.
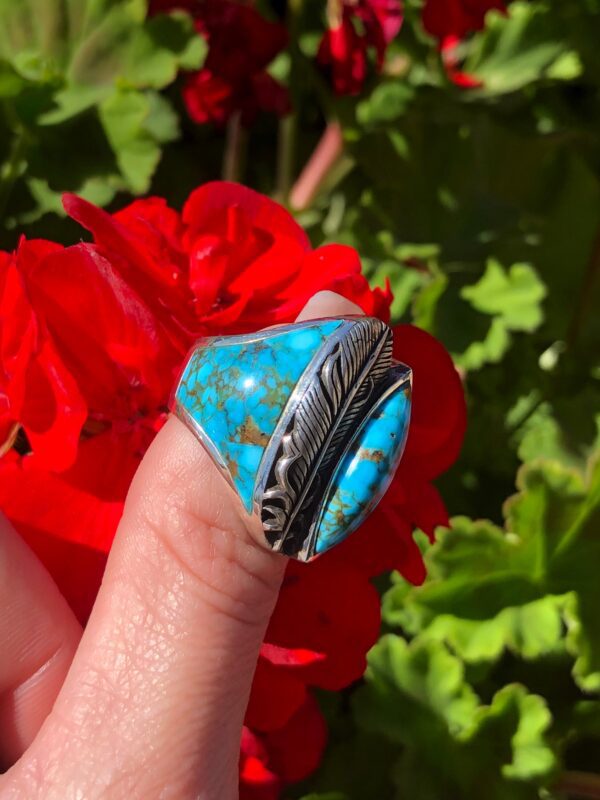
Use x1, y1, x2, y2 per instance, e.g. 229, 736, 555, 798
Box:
1, 0, 599, 797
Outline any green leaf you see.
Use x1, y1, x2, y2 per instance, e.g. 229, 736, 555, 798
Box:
0, 0, 143, 82
300, 794, 349, 800
548, 458, 600, 691
292, 690, 398, 800
65, 1, 147, 87
458, 260, 546, 370
21, 174, 115, 223
39, 84, 111, 125
363, 242, 436, 322
298, 732, 397, 800
354, 636, 556, 799
356, 82, 414, 128
38, 10, 204, 126
383, 456, 600, 690
354, 636, 480, 748
569, 700, 600, 740
465, 2, 572, 95
499, 689, 555, 780
534, 154, 600, 347
0, 0, 204, 225
516, 402, 600, 471
461, 261, 546, 332
456, 317, 511, 371
119, 12, 206, 89
545, 50, 583, 81
387, 591, 566, 665
0, 61, 24, 97
99, 89, 178, 194
412, 267, 448, 333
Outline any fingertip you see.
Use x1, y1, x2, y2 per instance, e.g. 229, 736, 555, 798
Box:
296, 291, 364, 321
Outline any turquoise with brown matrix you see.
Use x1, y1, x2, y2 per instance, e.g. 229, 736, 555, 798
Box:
314, 383, 411, 553
175, 320, 343, 511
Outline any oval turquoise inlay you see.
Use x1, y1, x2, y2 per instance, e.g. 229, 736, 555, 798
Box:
314, 384, 411, 554
175, 319, 343, 511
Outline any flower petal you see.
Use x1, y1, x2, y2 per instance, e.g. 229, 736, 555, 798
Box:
1, 243, 86, 470
263, 695, 327, 783
246, 657, 307, 732
422, 0, 506, 40
24, 243, 180, 420
266, 560, 381, 690
393, 323, 466, 479
182, 182, 311, 251
63, 194, 194, 347
0, 430, 143, 621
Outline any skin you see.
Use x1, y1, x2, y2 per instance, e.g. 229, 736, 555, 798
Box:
0, 292, 363, 800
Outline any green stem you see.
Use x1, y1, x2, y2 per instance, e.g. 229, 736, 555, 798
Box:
275, 112, 297, 205
555, 771, 600, 799
222, 112, 247, 183
0, 126, 27, 223
274, 0, 303, 204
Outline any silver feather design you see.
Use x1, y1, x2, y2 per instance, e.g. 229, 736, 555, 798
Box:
261, 318, 392, 550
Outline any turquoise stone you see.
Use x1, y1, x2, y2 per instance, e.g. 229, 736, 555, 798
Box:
314, 383, 411, 554
175, 320, 343, 511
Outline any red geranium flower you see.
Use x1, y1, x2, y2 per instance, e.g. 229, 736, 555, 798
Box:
240, 695, 326, 799
240, 727, 280, 800
0, 244, 86, 471
440, 35, 483, 88
318, 0, 403, 95
0, 181, 465, 796
154, 0, 290, 125
422, 1, 506, 88
422, 0, 506, 41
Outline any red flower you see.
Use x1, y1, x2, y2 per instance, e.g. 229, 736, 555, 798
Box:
440, 35, 483, 87
0, 243, 86, 471
0, 181, 465, 797
64, 183, 392, 339
422, 1, 506, 88
422, 0, 505, 41
0, 438, 132, 616
318, 0, 403, 95
262, 694, 327, 783
155, 0, 290, 125
240, 696, 326, 799
240, 727, 280, 800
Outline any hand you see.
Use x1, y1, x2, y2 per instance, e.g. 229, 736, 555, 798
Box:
0, 292, 362, 800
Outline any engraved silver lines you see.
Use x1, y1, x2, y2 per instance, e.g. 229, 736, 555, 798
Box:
261, 317, 393, 558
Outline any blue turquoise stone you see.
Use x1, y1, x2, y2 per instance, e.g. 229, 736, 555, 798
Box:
175, 320, 343, 511
314, 384, 411, 554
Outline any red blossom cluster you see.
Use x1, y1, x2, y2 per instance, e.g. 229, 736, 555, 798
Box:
317, 0, 403, 95
422, 0, 507, 86
151, 0, 506, 122
318, 0, 507, 92
0, 182, 465, 796
153, 0, 290, 125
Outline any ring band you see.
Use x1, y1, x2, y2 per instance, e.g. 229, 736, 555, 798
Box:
170, 317, 412, 561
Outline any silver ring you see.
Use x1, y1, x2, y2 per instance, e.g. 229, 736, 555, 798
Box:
170, 317, 412, 561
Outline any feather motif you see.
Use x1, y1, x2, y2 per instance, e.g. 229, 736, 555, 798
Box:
262, 318, 392, 551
